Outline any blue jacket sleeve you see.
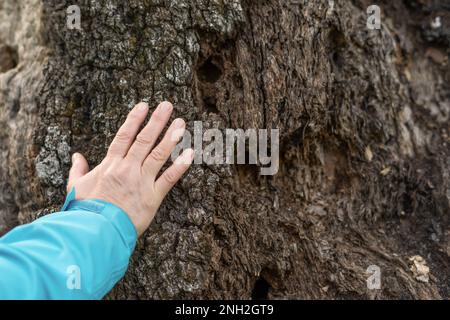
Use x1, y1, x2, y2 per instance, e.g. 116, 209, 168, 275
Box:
0, 189, 137, 300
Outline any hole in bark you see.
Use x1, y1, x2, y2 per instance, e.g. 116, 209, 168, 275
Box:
197, 57, 222, 83
329, 27, 346, 48
10, 98, 20, 118
329, 28, 347, 71
251, 276, 270, 300
203, 96, 219, 114
232, 74, 243, 89
0, 44, 18, 73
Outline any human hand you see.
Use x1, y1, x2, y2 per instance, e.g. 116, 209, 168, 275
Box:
66, 101, 194, 236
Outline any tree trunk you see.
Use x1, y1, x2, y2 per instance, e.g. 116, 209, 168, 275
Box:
0, 0, 449, 299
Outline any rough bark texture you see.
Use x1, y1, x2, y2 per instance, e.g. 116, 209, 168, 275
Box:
0, 0, 449, 299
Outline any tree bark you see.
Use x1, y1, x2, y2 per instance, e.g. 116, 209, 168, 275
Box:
0, 0, 449, 299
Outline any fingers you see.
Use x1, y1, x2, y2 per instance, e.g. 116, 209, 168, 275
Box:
143, 118, 186, 177
107, 102, 149, 158
67, 153, 89, 193
155, 148, 194, 196
126, 101, 173, 164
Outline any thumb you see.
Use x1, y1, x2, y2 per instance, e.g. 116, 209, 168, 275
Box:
67, 152, 89, 193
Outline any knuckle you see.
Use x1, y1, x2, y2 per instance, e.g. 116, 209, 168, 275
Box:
115, 130, 132, 143
149, 146, 167, 162
163, 170, 179, 185
135, 134, 153, 146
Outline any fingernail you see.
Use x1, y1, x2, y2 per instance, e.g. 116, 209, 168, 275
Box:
171, 127, 185, 142
183, 148, 195, 163
72, 153, 79, 163
173, 118, 185, 128
160, 101, 173, 112
137, 102, 149, 112
186, 148, 194, 160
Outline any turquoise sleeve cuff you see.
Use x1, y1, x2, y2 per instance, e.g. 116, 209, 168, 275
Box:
61, 188, 138, 251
